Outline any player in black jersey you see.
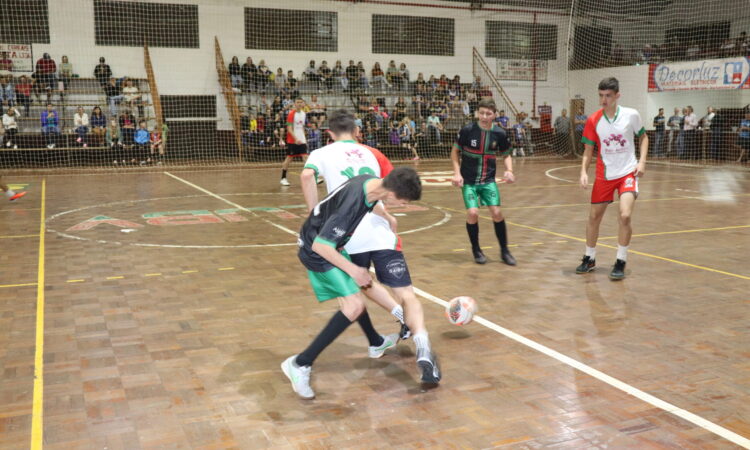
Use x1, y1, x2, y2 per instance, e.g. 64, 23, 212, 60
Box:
282, 167, 425, 399
451, 98, 517, 265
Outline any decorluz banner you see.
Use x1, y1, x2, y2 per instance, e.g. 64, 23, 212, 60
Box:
648, 57, 750, 91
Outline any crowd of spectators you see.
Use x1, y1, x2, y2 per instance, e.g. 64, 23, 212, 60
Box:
608, 31, 749, 67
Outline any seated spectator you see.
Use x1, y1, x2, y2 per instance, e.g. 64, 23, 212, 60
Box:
307, 122, 322, 151
286, 70, 299, 97
345, 60, 358, 92
426, 110, 443, 144
105, 77, 124, 116
94, 57, 112, 88
449, 75, 462, 98
470, 75, 482, 92
122, 79, 144, 117
308, 94, 326, 127
58, 55, 73, 98
371, 62, 389, 92
281, 93, 293, 111
119, 109, 136, 148
150, 125, 165, 165
414, 72, 426, 93
240, 109, 257, 147
228, 56, 242, 89
241, 57, 257, 92
2, 106, 20, 149
73, 105, 89, 147
14, 75, 31, 116
90, 106, 106, 146
133, 120, 151, 164
257, 60, 271, 92
0, 52, 12, 74
392, 96, 407, 122
107, 119, 123, 163
332, 60, 346, 91
270, 95, 283, 117
357, 61, 369, 92
273, 67, 287, 94
386, 60, 400, 90
398, 63, 410, 92
34, 53, 57, 101
410, 95, 426, 119
0, 76, 14, 116
318, 60, 333, 92
303, 60, 321, 91
40, 103, 60, 149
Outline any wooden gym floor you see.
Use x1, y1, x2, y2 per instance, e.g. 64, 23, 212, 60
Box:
1, 159, 748, 449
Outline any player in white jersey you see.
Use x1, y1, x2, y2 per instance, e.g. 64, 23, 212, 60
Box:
0, 176, 27, 201
300, 109, 440, 385
576, 77, 648, 280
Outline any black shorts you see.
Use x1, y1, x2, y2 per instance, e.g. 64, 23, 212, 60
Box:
350, 250, 412, 288
286, 143, 308, 157
738, 137, 750, 150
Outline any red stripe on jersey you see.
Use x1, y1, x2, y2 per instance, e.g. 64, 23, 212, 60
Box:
479, 130, 487, 182
362, 144, 394, 177
395, 235, 402, 251
583, 109, 606, 180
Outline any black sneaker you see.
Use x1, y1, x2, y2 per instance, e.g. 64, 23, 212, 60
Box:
417, 348, 441, 384
609, 259, 626, 280
501, 248, 517, 266
399, 322, 411, 340
472, 249, 487, 264
575, 255, 596, 274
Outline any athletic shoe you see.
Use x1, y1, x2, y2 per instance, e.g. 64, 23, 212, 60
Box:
8, 191, 27, 201
76, 137, 82, 143
5, 141, 10, 147
281, 355, 315, 399
501, 248, 517, 266
12, 145, 17, 149
113, 160, 118, 165
575, 255, 596, 274
280, 178, 291, 186
609, 259, 626, 280
368, 333, 399, 359
83, 143, 88, 148
472, 249, 487, 264
417, 348, 441, 384
399, 322, 411, 340
316, 177, 324, 185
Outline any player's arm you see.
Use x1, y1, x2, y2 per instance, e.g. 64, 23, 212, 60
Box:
311, 240, 371, 287
450, 144, 463, 187
636, 132, 648, 177
580, 144, 594, 189
300, 167, 319, 213
502, 154, 515, 183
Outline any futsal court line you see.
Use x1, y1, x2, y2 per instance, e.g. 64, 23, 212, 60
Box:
436, 205, 750, 281
161, 172, 749, 447
31, 179, 46, 450
0, 234, 38, 239
599, 224, 750, 240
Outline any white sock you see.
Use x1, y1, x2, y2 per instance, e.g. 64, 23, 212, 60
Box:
391, 305, 404, 324
585, 246, 596, 258
617, 245, 628, 261
4, 190, 15, 198
413, 331, 430, 353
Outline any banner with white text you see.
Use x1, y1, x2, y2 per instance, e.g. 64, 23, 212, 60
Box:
0, 43, 34, 72
648, 57, 750, 92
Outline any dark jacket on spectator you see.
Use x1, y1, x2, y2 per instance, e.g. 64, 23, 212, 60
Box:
94, 63, 112, 84
91, 113, 107, 128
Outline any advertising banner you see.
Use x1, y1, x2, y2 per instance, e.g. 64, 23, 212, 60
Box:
0, 43, 33, 72
497, 59, 548, 81
648, 57, 750, 91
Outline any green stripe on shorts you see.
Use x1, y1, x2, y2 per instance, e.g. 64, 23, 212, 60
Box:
306, 251, 359, 302
462, 182, 501, 209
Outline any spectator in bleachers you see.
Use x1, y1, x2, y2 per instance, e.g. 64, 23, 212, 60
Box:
241, 57, 257, 92
437, 74, 449, 90
229, 56, 242, 89
106, 119, 122, 159
307, 122, 322, 151
667, 107, 681, 155
495, 109, 510, 130
122, 79, 144, 117
308, 94, 326, 128
134, 120, 150, 165
73, 106, 89, 148
2, 106, 20, 149
0, 52, 12, 74
270, 95, 283, 117
286, 71, 299, 98
318, 60, 333, 92
14, 75, 31, 116
720, 39, 736, 57
332, 60, 346, 91
240, 109, 257, 147
41, 103, 60, 149
470, 75, 482, 93
398, 63, 410, 92
371, 62, 389, 93
426, 110, 443, 144
272, 112, 285, 147
273, 68, 287, 94
34, 53, 56, 101
281, 93, 293, 111
119, 108, 136, 149
356, 61, 369, 92
410, 95, 426, 119
393, 96, 407, 122
399, 116, 419, 160
90, 106, 106, 146
105, 77, 124, 116
58, 55, 73, 98
345, 60, 358, 92
448, 75, 462, 98
303, 60, 321, 91
94, 57, 112, 88
386, 60, 400, 91
736, 109, 750, 162
0, 76, 14, 116
466, 91, 478, 115
685, 41, 701, 59
512, 117, 529, 157
414, 72, 426, 94
257, 60, 271, 92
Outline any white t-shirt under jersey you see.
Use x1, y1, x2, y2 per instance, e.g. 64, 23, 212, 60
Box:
304, 140, 398, 254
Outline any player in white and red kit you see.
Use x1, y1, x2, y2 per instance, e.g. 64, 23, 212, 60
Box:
280, 98, 308, 186
576, 77, 648, 280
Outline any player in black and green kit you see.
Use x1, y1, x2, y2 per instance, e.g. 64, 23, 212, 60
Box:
451, 98, 517, 265
282, 167, 431, 400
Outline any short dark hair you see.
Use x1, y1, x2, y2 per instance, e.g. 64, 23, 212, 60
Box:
382, 167, 422, 201
328, 109, 357, 134
477, 98, 497, 112
598, 77, 619, 93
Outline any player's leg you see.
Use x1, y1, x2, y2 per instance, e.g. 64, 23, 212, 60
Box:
462, 184, 485, 264
610, 176, 638, 280
280, 154, 293, 186
483, 180, 516, 266
0, 176, 26, 201
576, 201, 609, 274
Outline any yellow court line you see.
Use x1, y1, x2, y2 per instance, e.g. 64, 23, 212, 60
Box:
439, 205, 750, 281
182, 270, 198, 274
106, 276, 124, 280
0, 234, 38, 239
218, 267, 235, 271
0, 282, 38, 288
144, 273, 162, 277
31, 178, 45, 450
600, 224, 750, 240
66, 279, 85, 283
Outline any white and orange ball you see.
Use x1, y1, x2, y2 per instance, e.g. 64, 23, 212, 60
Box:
445, 296, 477, 326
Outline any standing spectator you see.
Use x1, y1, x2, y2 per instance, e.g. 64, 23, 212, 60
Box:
318, 60, 333, 92
94, 57, 112, 87
736, 109, 750, 162
371, 62, 389, 92
228, 56, 242, 89
345, 60, 358, 92
286, 71, 299, 98
667, 107, 681, 155
273, 68, 287, 95
332, 60, 346, 91
2, 106, 20, 149
257, 60, 271, 92
495, 109, 510, 130
119, 109, 136, 149
58, 55, 73, 98
700, 106, 715, 158
683, 105, 698, 159
303, 60, 321, 91
90, 106, 106, 146
574, 107, 587, 155
106, 118, 122, 163
399, 117, 419, 160
0, 52, 12, 74
392, 96, 407, 123
356, 61, 369, 92
652, 108, 665, 156
122, 79, 144, 117
15, 76, 31, 116
676, 107, 687, 157
0, 76, 14, 116
40, 103, 60, 149
150, 124, 165, 165
105, 77, 124, 116
133, 120, 150, 164
385, 60, 400, 91
73, 105, 89, 147
34, 53, 57, 100
308, 94, 326, 128
426, 110, 443, 144
398, 63, 410, 92
512, 119, 529, 157
307, 122, 322, 151
554, 108, 570, 155
241, 57, 257, 92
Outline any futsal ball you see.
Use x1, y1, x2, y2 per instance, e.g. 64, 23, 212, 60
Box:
445, 296, 477, 326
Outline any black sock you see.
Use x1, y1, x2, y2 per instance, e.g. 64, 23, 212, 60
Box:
494, 220, 508, 250
296, 311, 352, 367
466, 222, 480, 252
281, 169, 287, 179
357, 310, 383, 347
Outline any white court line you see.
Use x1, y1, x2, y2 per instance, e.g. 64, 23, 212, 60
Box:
164, 171, 750, 448
412, 286, 750, 448
544, 165, 579, 182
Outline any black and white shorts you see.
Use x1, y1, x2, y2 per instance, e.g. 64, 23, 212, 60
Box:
350, 249, 412, 288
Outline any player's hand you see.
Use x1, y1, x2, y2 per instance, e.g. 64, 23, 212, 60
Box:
350, 266, 372, 288
635, 162, 646, 178
451, 174, 464, 187
504, 171, 515, 183
580, 172, 589, 189
385, 213, 398, 233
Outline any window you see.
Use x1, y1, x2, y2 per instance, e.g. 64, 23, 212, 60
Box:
0, 0, 50, 44
93, 0, 199, 48
570, 25, 612, 70
372, 15, 454, 56
161, 95, 216, 119
245, 8, 337, 52
485, 21, 557, 60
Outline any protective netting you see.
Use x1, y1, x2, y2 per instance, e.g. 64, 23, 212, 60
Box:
0, 0, 748, 170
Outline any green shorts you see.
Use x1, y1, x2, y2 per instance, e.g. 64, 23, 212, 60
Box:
307, 252, 360, 302
462, 182, 501, 209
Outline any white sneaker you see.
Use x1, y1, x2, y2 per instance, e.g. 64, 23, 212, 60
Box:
368, 333, 399, 359
12, 145, 17, 149
280, 178, 291, 186
5, 141, 10, 147
281, 355, 315, 399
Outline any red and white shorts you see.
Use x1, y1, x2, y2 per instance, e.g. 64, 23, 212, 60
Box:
591, 172, 638, 204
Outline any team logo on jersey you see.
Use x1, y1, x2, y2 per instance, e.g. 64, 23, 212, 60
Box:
345, 148, 364, 159
624, 177, 634, 188
603, 134, 626, 147
491, 141, 497, 149
332, 227, 346, 238
386, 259, 406, 279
